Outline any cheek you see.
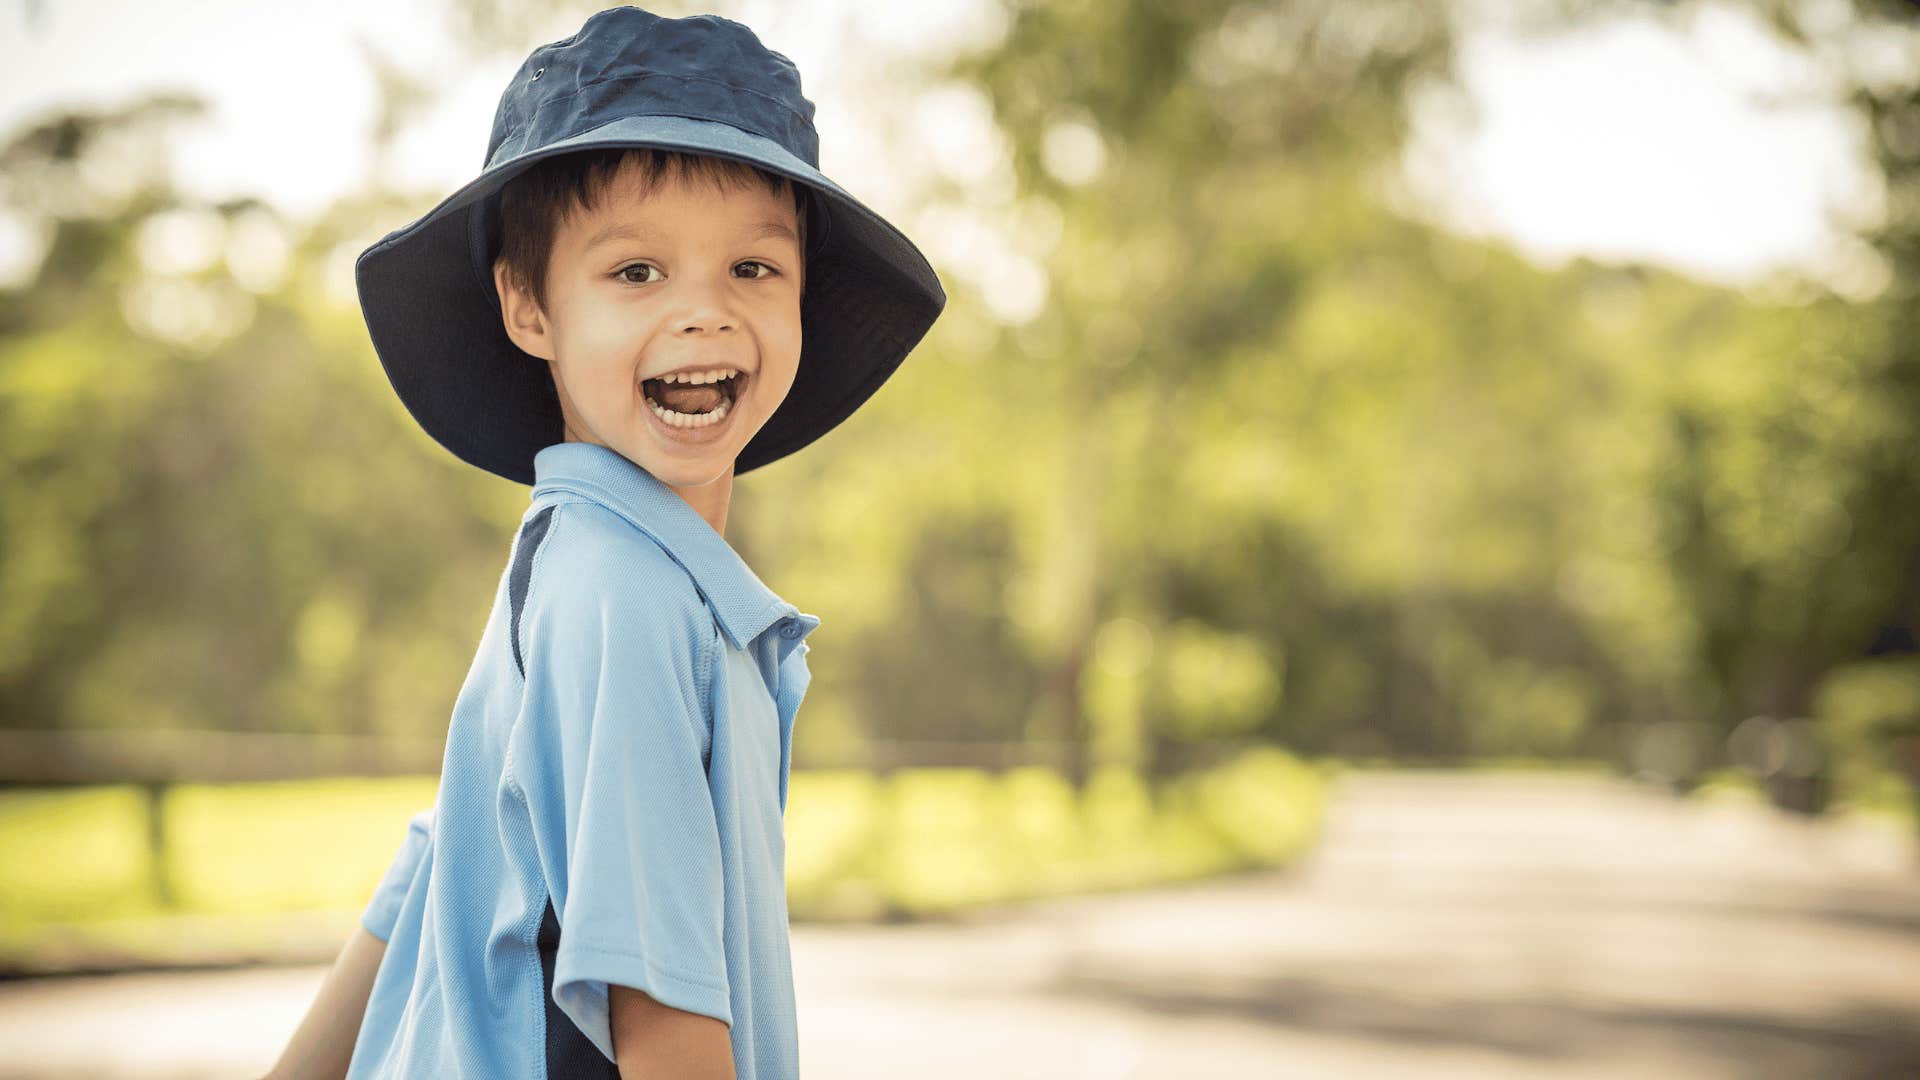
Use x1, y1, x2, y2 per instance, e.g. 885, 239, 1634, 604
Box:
763, 301, 804, 370
557, 305, 648, 385
560, 348, 637, 402
765, 331, 803, 400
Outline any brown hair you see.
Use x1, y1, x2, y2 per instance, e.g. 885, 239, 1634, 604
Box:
493, 147, 811, 315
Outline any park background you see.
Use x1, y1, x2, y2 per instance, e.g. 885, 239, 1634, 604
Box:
1, 0, 1918, 1075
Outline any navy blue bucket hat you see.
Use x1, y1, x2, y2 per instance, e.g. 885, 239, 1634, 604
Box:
355, 6, 947, 484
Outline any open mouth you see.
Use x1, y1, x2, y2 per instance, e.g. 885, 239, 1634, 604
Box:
641, 371, 745, 429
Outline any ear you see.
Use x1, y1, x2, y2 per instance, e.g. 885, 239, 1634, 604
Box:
494, 257, 555, 361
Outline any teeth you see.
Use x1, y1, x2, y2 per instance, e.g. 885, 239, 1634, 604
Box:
659, 368, 739, 385
649, 397, 732, 429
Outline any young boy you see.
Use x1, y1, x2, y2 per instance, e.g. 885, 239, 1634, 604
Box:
264, 8, 943, 1079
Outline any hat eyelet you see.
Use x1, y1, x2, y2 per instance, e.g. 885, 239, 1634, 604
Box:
531, 67, 545, 80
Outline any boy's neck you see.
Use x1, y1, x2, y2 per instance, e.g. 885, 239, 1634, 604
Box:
672, 469, 732, 538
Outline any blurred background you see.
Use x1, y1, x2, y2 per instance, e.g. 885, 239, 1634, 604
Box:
2, 0, 1918, 1076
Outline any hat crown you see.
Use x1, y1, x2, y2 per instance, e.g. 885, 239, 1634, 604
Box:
487, 7, 819, 171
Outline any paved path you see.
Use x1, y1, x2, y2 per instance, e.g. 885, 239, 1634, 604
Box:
3, 770, 1916, 1078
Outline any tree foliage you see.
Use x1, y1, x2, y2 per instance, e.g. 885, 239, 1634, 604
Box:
2, 1, 1915, 805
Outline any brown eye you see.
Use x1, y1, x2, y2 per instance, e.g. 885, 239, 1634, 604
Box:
616, 263, 662, 284
734, 260, 776, 279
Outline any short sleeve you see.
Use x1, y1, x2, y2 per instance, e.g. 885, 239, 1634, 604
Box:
514, 503, 730, 1064
360, 806, 435, 944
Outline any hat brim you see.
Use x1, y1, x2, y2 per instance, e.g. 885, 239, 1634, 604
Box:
355, 113, 946, 483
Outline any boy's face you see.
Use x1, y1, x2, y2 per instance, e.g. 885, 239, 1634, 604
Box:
495, 160, 804, 493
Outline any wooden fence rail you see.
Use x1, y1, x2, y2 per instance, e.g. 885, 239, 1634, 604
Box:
0, 729, 1267, 787
0, 728, 1269, 910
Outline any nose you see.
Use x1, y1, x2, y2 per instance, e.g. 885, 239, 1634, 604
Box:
672, 277, 737, 336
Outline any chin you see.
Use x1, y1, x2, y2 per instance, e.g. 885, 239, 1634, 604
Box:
630, 443, 736, 488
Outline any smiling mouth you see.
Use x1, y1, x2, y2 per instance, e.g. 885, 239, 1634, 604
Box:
642, 371, 744, 427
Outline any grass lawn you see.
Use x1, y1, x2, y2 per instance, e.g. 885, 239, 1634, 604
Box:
0, 748, 1329, 973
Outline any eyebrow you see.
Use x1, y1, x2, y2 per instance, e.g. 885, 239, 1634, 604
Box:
582, 218, 799, 253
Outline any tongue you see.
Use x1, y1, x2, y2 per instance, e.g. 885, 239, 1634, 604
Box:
655, 382, 724, 414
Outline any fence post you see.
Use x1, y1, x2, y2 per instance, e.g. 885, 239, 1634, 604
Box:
143, 780, 173, 909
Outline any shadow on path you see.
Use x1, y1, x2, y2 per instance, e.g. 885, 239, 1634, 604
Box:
1042, 965, 1920, 1080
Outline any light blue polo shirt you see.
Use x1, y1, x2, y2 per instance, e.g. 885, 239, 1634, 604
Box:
348, 440, 820, 1080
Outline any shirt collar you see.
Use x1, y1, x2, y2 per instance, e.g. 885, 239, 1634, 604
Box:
529, 441, 821, 654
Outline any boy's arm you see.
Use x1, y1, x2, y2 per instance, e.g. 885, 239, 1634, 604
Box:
610, 985, 735, 1080
262, 926, 387, 1080
264, 805, 432, 1079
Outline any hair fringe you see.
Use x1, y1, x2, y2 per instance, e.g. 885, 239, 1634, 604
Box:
494, 147, 811, 315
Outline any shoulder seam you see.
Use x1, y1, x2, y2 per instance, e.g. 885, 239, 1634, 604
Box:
699, 617, 719, 771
